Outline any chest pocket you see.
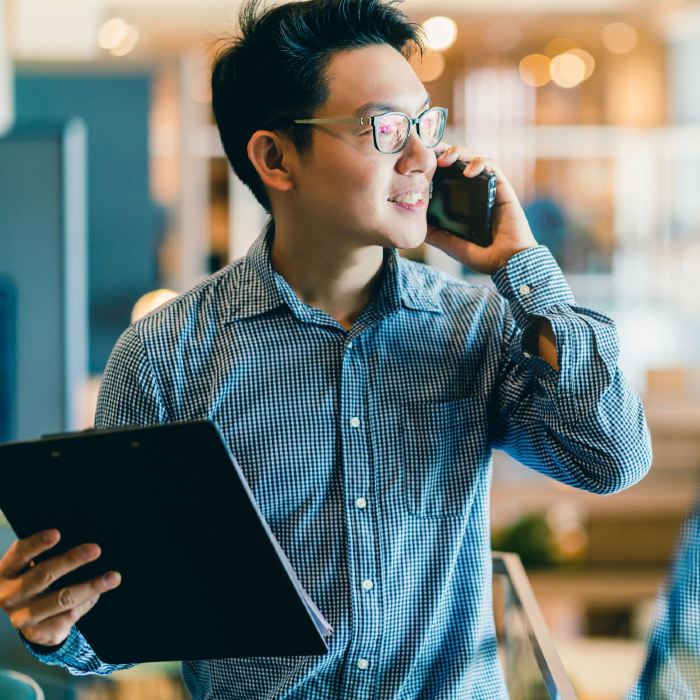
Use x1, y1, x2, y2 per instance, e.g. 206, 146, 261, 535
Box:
402, 397, 489, 518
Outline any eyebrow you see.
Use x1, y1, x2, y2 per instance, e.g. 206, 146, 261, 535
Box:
354, 94, 431, 118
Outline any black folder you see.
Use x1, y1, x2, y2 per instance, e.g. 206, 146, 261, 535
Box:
0, 420, 332, 664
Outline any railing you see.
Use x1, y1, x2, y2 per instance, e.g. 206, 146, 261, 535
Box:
493, 552, 578, 700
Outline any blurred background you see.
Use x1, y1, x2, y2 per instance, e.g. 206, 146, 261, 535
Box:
1, 0, 699, 698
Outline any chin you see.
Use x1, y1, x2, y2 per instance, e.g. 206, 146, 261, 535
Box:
381, 222, 427, 250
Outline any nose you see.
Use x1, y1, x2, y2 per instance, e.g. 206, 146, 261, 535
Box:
396, 128, 435, 175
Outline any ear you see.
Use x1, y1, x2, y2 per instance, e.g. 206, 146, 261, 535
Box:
247, 130, 295, 194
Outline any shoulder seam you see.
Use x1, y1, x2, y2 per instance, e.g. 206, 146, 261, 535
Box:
128, 323, 173, 422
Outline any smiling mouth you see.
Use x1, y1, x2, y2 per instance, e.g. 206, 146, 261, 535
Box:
388, 190, 425, 203
388, 197, 426, 212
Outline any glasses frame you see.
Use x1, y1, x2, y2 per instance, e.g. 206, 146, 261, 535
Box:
293, 106, 448, 154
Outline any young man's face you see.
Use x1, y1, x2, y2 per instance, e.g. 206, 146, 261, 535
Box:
291, 43, 437, 251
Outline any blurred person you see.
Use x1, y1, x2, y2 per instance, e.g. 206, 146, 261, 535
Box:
0, 0, 652, 697
627, 488, 700, 699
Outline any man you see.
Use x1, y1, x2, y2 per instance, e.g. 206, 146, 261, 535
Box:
0, 0, 651, 697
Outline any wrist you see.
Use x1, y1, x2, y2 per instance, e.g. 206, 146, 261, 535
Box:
493, 244, 538, 274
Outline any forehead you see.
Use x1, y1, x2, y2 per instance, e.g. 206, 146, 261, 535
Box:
321, 43, 429, 116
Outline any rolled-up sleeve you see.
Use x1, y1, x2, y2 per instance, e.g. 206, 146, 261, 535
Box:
490, 245, 652, 494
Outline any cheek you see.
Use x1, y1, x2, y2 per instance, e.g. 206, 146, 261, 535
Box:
306, 150, 394, 220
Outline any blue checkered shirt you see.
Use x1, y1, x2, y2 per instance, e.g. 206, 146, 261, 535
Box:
27, 223, 652, 698
627, 488, 700, 700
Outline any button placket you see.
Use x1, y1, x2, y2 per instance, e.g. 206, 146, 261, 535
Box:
339, 334, 380, 694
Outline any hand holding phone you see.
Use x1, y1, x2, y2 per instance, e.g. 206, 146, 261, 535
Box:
427, 160, 497, 247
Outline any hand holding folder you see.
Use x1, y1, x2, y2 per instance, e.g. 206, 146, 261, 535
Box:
0, 420, 332, 663
0, 527, 122, 648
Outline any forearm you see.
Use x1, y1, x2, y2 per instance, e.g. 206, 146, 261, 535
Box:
532, 317, 558, 371
494, 368, 651, 493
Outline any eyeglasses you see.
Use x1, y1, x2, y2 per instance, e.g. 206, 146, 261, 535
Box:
292, 106, 448, 154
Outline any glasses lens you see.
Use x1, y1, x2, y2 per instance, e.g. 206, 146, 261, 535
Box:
419, 108, 445, 147
375, 113, 410, 153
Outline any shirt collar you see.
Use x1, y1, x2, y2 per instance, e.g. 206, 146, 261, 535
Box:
225, 220, 442, 323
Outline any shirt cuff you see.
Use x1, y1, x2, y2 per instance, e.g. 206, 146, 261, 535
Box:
21, 625, 84, 665
491, 245, 575, 330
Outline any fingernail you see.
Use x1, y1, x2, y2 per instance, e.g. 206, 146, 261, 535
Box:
83, 544, 99, 557
42, 530, 58, 543
103, 571, 121, 586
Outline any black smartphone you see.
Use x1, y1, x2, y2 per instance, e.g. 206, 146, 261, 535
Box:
427, 160, 497, 247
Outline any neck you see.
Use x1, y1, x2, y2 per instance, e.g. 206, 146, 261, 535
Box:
270, 219, 385, 330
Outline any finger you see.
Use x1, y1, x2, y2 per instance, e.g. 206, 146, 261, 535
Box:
436, 146, 477, 169
10, 571, 120, 629
432, 142, 451, 158
22, 610, 75, 647
17, 543, 102, 601
21, 597, 98, 648
460, 157, 520, 208
463, 157, 489, 177
436, 145, 461, 167
0, 530, 60, 579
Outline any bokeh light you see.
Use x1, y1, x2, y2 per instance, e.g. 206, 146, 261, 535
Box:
98, 17, 140, 57
519, 53, 551, 88
131, 289, 178, 323
602, 22, 639, 54
109, 25, 140, 57
97, 18, 130, 50
545, 37, 578, 57
422, 16, 458, 52
567, 48, 596, 81
416, 50, 445, 83
550, 52, 587, 88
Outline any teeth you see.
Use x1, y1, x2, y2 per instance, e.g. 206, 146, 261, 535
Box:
392, 191, 423, 204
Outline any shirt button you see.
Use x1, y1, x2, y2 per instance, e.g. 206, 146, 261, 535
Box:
355, 497, 367, 509
347, 341, 354, 349
350, 416, 361, 428
357, 658, 369, 670
361, 579, 374, 591
519, 284, 532, 296
523, 351, 532, 359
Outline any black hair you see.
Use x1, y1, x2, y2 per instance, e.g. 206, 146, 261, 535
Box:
211, 0, 424, 213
